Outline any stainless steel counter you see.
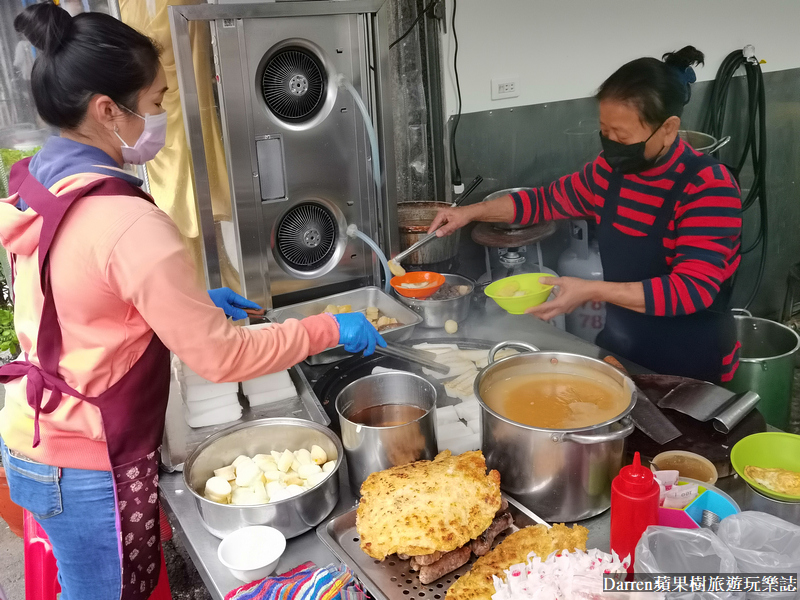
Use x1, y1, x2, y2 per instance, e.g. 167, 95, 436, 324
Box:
160, 464, 360, 599
158, 301, 744, 599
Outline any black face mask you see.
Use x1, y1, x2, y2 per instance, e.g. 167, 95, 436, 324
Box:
599, 123, 664, 174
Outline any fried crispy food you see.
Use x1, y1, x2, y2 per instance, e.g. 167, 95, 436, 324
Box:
445, 523, 589, 600
356, 450, 502, 560
745, 466, 800, 496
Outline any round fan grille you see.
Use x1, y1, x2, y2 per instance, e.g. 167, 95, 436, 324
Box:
261, 47, 326, 122
276, 202, 338, 272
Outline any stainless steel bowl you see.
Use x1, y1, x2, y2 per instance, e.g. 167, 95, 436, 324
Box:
183, 418, 343, 539
743, 483, 800, 525
678, 130, 731, 154
393, 274, 474, 329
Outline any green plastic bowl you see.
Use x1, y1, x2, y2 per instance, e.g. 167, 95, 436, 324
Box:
731, 432, 800, 502
484, 273, 553, 315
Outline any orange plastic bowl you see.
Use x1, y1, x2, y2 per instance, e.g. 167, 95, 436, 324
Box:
390, 271, 446, 299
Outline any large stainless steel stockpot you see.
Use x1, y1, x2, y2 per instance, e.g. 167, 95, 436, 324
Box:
183, 418, 342, 539
475, 342, 637, 521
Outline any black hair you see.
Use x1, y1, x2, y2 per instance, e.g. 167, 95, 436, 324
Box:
14, 1, 161, 130
596, 46, 705, 128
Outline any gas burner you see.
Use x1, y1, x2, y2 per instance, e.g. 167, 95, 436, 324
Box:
498, 248, 526, 269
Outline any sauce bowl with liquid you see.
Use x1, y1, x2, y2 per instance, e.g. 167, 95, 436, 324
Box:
475, 342, 637, 522
335, 372, 438, 493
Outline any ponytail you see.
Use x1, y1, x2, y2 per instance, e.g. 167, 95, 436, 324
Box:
596, 46, 705, 127
14, 1, 161, 130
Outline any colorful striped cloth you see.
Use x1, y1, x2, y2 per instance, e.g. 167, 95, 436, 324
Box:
224, 562, 367, 600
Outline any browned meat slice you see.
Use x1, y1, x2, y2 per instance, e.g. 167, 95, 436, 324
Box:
469, 511, 514, 557
418, 546, 472, 585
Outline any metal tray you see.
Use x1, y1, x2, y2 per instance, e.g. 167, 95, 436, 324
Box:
160, 364, 328, 471
316, 495, 545, 600
267, 287, 423, 365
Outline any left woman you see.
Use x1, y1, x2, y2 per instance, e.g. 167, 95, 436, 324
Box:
0, 4, 384, 600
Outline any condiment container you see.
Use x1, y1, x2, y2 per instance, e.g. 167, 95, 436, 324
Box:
217, 526, 286, 583
651, 450, 718, 485
610, 451, 659, 572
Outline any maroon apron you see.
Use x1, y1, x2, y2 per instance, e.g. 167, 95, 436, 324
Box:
0, 158, 171, 600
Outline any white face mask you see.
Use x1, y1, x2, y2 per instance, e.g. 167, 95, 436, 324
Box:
114, 109, 167, 165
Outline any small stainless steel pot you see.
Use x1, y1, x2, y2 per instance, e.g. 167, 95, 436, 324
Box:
394, 274, 473, 328
336, 372, 438, 493
183, 418, 342, 539
476, 341, 637, 522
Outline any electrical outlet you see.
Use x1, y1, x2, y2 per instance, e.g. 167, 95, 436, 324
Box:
491, 77, 520, 100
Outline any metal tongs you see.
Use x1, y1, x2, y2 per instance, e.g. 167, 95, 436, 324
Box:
389, 175, 483, 275
373, 342, 449, 374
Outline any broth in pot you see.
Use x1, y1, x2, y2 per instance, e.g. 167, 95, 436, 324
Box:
483, 371, 628, 429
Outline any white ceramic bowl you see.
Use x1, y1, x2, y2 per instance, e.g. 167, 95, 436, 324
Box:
217, 526, 286, 583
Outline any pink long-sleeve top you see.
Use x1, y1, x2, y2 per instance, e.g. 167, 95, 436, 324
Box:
0, 137, 339, 470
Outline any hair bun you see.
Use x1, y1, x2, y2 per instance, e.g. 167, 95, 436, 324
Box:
14, 2, 73, 55
663, 46, 705, 70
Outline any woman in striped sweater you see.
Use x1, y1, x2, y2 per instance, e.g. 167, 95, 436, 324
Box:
430, 47, 741, 384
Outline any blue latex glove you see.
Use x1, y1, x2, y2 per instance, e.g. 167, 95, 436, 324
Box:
334, 313, 387, 356
208, 288, 263, 320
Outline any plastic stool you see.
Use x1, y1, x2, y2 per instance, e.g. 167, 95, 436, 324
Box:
23, 511, 172, 600
23, 511, 60, 600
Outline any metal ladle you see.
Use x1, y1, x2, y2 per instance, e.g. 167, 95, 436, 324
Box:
389, 175, 483, 276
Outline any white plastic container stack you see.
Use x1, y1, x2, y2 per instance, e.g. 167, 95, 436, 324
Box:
242, 371, 297, 407
239, 323, 298, 407
413, 343, 485, 454
179, 362, 242, 428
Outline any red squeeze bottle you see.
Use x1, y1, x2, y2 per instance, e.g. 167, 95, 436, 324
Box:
610, 451, 659, 573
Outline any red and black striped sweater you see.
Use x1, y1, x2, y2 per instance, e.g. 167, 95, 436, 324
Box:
510, 138, 742, 379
